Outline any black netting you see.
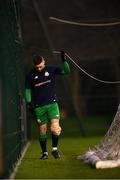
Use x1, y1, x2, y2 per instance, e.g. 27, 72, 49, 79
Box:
0, 0, 28, 178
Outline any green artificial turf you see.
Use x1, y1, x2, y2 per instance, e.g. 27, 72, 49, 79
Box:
15, 115, 120, 179
15, 137, 120, 179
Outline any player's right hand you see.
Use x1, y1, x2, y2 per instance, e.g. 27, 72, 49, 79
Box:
60, 51, 66, 62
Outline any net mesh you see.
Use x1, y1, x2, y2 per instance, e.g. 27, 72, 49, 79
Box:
0, 0, 28, 178
80, 104, 120, 168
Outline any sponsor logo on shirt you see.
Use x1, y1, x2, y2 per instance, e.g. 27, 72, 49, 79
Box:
35, 80, 51, 87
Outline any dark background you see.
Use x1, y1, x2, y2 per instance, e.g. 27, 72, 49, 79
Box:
1, 1, 120, 178
20, 0, 120, 116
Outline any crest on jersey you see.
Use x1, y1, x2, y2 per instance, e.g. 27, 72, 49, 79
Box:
45, 71, 49, 76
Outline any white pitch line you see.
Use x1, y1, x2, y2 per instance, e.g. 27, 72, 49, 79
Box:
9, 141, 31, 179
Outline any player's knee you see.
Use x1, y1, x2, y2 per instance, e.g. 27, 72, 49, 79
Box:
51, 126, 61, 136
39, 124, 47, 134
51, 122, 61, 136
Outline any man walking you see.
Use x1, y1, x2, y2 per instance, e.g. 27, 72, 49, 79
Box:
25, 51, 70, 159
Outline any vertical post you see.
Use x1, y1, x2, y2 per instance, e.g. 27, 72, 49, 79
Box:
0, 79, 3, 176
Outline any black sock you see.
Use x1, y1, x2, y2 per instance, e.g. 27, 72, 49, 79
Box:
39, 138, 47, 153
52, 134, 59, 148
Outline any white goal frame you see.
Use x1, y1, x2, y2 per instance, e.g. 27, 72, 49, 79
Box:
79, 104, 120, 169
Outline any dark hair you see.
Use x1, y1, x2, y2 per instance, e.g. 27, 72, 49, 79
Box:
33, 54, 43, 65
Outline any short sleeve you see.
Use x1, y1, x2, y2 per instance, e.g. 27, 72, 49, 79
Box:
54, 66, 62, 75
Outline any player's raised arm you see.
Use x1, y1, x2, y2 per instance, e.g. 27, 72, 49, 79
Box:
60, 51, 71, 75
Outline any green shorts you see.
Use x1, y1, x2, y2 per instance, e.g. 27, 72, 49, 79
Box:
34, 103, 60, 125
